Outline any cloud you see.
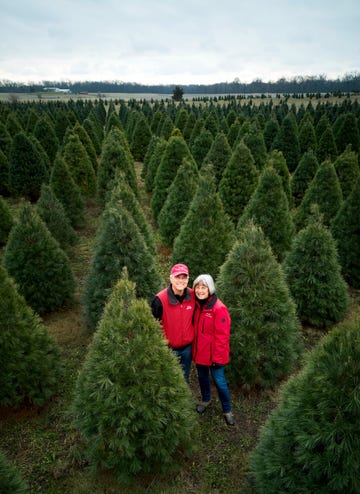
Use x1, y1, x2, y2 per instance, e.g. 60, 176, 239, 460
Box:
0, 0, 359, 84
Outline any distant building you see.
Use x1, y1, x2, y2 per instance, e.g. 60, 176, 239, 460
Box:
43, 87, 71, 93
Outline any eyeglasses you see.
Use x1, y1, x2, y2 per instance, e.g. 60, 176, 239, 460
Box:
171, 274, 189, 280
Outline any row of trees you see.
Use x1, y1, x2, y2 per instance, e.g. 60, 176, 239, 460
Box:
0, 73, 359, 95
0, 93, 359, 490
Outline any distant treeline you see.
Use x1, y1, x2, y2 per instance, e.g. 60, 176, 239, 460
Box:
1, 73, 359, 95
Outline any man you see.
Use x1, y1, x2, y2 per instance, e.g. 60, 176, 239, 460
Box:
150, 263, 195, 382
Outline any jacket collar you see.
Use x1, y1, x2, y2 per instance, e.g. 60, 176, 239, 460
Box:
167, 284, 192, 305
197, 293, 217, 310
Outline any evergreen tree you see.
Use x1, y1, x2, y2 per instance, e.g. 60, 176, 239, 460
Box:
73, 271, 197, 479
159, 115, 174, 140
174, 107, 188, 133
216, 221, 302, 387
298, 115, 317, 154
204, 109, 219, 137
62, 133, 96, 197
8, 132, 48, 201
0, 264, 62, 406
0, 147, 9, 196
190, 128, 213, 168
110, 174, 157, 255
83, 196, 161, 332
265, 149, 293, 208
0, 122, 12, 158
72, 121, 98, 172
150, 110, 164, 135
334, 144, 360, 199
0, 195, 13, 246
293, 160, 343, 231
151, 134, 194, 223
263, 117, 280, 151
182, 111, 196, 142
334, 112, 360, 153
158, 157, 199, 248
141, 134, 159, 180
172, 84, 184, 101
315, 113, 330, 141
316, 124, 337, 163
33, 113, 59, 163
227, 118, 241, 149
83, 116, 102, 156
272, 113, 300, 172
237, 166, 295, 262
189, 117, 205, 148
130, 112, 152, 161
29, 134, 51, 176
202, 131, 232, 185
219, 141, 259, 225
145, 137, 167, 193
0, 449, 28, 493
249, 312, 360, 494
53, 109, 71, 145
36, 184, 78, 250
291, 149, 319, 207
50, 153, 85, 229
172, 163, 235, 280
243, 125, 267, 170
105, 110, 124, 135
6, 112, 23, 137
331, 178, 360, 288
3, 202, 75, 315
97, 128, 138, 207
284, 209, 349, 327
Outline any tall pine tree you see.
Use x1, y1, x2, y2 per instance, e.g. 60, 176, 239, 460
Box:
73, 271, 197, 479
0, 264, 62, 406
83, 194, 162, 332
36, 184, 78, 251
249, 311, 360, 494
172, 163, 235, 280
284, 208, 349, 328
333, 144, 360, 199
216, 221, 302, 387
291, 149, 319, 207
218, 141, 259, 226
50, 153, 86, 229
151, 134, 194, 223
331, 177, 360, 288
237, 165, 295, 262
293, 160, 343, 231
8, 131, 48, 201
158, 156, 199, 248
3, 202, 75, 315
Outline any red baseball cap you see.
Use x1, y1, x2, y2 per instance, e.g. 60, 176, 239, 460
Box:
170, 263, 189, 276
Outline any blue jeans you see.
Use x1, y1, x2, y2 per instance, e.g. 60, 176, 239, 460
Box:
173, 344, 192, 383
196, 364, 232, 413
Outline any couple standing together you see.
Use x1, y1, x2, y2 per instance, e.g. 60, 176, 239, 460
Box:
150, 263, 235, 427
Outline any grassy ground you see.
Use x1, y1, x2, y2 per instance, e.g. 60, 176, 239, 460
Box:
1, 163, 358, 493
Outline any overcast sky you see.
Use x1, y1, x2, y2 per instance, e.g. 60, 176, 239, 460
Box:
0, 0, 359, 85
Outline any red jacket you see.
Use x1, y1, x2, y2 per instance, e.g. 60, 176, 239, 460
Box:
192, 294, 231, 366
157, 286, 195, 348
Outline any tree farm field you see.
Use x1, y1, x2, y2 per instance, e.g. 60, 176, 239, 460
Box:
1, 94, 360, 493
2, 162, 359, 493
0, 164, 280, 494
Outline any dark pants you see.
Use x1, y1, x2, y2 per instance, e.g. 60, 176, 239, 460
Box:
172, 344, 192, 383
196, 363, 231, 413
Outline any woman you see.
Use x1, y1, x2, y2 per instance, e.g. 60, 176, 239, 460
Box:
192, 274, 235, 426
